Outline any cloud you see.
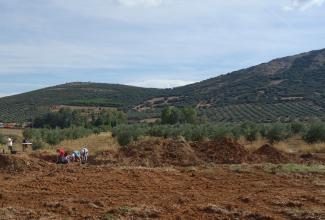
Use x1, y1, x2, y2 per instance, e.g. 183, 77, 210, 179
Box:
117, 0, 164, 7
284, 0, 325, 11
0, 93, 14, 98
129, 79, 196, 88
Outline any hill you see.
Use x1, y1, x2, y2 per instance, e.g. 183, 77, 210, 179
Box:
0, 49, 324, 123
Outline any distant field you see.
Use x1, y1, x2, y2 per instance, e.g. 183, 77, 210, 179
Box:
201, 101, 324, 122
1, 101, 324, 123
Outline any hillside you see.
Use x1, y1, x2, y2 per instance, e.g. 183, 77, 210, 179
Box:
0, 83, 167, 122
175, 49, 325, 107
0, 49, 324, 122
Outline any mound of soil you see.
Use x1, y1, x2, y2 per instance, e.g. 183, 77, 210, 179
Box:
251, 144, 293, 164
190, 138, 249, 164
118, 139, 201, 167
0, 154, 50, 172
92, 138, 309, 167
91, 149, 120, 165
30, 152, 58, 163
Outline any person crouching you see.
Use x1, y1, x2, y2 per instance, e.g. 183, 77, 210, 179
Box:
71, 150, 81, 162
56, 148, 68, 164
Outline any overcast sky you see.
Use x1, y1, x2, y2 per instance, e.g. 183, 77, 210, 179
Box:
0, 0, 325, 96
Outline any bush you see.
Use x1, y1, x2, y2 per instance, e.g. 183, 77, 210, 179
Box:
290, 122, 305, 134
0, 133, 6, 145
241, 122, 258, 142
208, 125, 232, 140
303, 123, 325, 144
32, 139, 48, 150
266, 123, 290, 144
259, 124, 270, 138
45, 129, 63, 145
117, 130, 134, 146
161, 106, 197, 124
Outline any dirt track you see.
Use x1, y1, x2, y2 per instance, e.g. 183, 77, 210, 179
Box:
0, 161, 324, 220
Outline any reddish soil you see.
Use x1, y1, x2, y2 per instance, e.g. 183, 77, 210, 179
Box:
190, 138, 249, 164
119, 139, 200, 167
0, 139, 324, 219
250, 144, 294, 164
94, 138, 322, 166
0, 154, 324, 220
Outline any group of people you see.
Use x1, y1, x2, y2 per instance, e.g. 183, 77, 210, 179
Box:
57, 147, 89, 164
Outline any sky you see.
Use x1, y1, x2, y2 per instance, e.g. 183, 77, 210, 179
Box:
0, 0, 325, 97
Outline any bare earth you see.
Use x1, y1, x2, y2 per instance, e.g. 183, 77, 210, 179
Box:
0, 161, 324, 220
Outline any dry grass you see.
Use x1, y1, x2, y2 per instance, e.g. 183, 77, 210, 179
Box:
0, 128, 23, 138
42, 132, 120, 155
239, 136, 325, 154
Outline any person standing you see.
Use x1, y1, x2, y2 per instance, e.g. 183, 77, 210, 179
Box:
80, 147, 89, 163
7, 137, 13, 153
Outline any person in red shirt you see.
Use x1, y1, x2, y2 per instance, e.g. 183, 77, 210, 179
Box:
56, 148, 65, 164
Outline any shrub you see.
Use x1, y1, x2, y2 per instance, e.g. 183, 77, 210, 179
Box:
258, 124, 270, 138
92, 127, 101, 135
161, 106, 197, 124
266, 123, 289, 144
208, 125, 232, 140
46, 129, 63, 145
241, 122, 258, 142
290, 122, 305, 134
0, 133, 6, 145
32, 139, 48, 150
117, 130, 134, 146
230, 125, 242, 140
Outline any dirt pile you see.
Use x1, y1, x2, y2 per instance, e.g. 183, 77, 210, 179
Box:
110, 138, 249, 166
30, 152, 58, 163
0, 154, 50, 172
251, 144, 293, 164
190, 138, 249, 164
93, 138, 302, 166
119, 139, 201, 167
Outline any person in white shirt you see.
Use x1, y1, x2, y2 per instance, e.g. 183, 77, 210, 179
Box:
7, 137, 13, 152
80, 147, 89, 163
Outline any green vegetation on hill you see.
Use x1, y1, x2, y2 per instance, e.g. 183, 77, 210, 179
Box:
0, 49, 325, 123
33, 108, 126, 129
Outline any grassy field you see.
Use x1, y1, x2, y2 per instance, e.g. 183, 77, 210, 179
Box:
239, 136, 325, 153
0, 128, 23, 137
53, 132, 119, 155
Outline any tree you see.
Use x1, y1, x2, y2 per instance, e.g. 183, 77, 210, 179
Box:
169, 108, 182, 124
161, 107, 172, 124
182, 107, 197, 124
303, 123, 325, 144
241, 122, 258, 143
290, 121, 305, 134
161, 106, 197, 125
117, 130, 133, 146
266, 123, 288, 144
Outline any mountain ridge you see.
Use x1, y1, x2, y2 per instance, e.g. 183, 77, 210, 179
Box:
0, 48, 324, 122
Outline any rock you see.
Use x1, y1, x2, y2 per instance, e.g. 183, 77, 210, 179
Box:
43, 202, 61, 209
89, 202, 100, 209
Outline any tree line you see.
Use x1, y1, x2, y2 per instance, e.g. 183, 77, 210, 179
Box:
112, 121, 325, 146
